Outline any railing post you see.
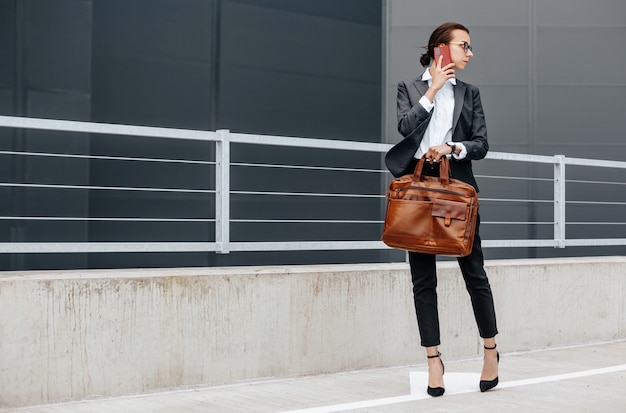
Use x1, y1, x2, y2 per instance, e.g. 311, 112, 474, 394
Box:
553, 154, 566, 248
215, 129, 230, 253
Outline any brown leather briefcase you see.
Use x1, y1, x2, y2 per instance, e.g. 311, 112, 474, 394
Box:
381, 156, 478, 256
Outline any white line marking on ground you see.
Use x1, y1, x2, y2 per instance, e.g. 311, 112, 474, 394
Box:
498, 364, 626, 389
278, 364, 626, 413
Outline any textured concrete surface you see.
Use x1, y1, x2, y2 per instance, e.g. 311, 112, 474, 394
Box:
3, 340, 625, 413
1, 257, 625, 407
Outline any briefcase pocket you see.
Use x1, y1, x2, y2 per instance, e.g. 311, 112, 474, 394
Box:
383, 198, 433, 238
431, 199, 468, 227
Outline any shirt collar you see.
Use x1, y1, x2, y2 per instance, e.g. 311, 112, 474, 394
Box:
422, 68, 456, 86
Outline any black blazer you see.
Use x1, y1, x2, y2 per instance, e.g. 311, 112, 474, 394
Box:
385, 77, 489, 191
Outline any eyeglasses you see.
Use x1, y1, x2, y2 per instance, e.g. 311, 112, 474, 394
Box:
450, 41, 473, 54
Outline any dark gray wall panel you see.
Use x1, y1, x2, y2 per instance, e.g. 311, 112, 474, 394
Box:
24, 0, 92, 93
387, 26, 431, 81
537, 86, 626, 151
93, 0, 213, 62
479, 85, 529, 149
0, 89, 13, 116
221, 2, 380, 83
93, 56, 213, 128
537, 26, 626, 85
390, 0, 528, 27
219, 66, 381, 139
27, 90, 91, 121
219, 1, 381, 140
537, 0, 626, 25
92, 0, 214, 129
0, 0, 15, 89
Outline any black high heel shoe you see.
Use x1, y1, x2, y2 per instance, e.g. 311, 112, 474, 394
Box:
480, 344, 500, 392
427, 352, 445, 397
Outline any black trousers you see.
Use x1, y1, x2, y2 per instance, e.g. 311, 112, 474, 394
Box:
407, 159, 498, 347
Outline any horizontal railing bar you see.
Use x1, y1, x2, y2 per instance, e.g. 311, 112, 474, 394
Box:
232, 190, 384, 198
475, 174, 553, 182
230, 132, 391, 152
564, 157, 626, 169
0, 242, 217, 253
565, 238, 626, 246
567, 222, 626, 225
196, 239, 563, 251
479, 198, 554, 203
482, 239, 557, 248
229, 241, 389, 251
0, 115, 221, 142
566, 200, 626, 206
0, 216, 214, 222
0, 182, 215, 194
485, 151, 556, 163
566, 179, 626, 186
231, 219, 382, 224
233, 162, 386, 174
0, 150, 215, 165
0, 242, 385, 253
482, 221, 554, 225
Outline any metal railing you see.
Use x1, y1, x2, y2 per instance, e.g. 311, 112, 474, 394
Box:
1, 115, 625, 254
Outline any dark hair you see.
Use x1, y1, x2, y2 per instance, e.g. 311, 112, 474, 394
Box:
419, 22, 469, 66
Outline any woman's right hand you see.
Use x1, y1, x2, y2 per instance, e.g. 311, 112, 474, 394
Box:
424, 56, 455, 102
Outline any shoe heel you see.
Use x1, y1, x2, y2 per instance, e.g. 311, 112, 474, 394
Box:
480, 344, 499, 393
427, 352, 445, 397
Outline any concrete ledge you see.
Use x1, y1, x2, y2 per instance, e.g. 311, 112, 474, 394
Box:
1, 257, 624, 407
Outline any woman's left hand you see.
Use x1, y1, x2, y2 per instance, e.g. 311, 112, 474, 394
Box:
424, 144, 453, 163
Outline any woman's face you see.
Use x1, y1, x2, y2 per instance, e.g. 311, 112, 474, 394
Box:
448, 29, 473, 70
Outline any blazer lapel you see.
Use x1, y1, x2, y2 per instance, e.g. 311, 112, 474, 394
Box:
412, 79, 429, 98
452, 81, 466, 130
414, 78, 464, 129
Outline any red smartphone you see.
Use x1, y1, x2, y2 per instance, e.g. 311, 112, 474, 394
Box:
434, 45, 452, 67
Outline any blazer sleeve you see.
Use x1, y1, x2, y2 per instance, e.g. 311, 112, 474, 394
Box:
461, 85, 489, 161
385, 80, 433, 177
396, 80, 431, 138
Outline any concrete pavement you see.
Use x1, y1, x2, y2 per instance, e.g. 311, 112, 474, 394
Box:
3, 339, 625, 413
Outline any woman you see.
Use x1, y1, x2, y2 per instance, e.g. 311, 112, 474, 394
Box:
385, 22, 499, 397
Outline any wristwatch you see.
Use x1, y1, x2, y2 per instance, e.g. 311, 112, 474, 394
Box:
446, 142, 457, 154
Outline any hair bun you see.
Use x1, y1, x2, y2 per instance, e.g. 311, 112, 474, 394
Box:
419, 52, 431, 67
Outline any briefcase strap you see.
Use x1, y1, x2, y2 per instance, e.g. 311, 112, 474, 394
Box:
412, 156, 451, 186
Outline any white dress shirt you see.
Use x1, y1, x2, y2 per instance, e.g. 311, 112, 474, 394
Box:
414, 68, 467, 160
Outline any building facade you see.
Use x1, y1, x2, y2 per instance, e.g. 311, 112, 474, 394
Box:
0, 0, 624, 270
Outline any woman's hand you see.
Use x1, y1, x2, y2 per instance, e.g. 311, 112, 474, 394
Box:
424, 144, 453, 163
431, 55, 456, 89
424, 56, 455, 103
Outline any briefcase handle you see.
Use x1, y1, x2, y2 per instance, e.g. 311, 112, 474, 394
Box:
412, 156, 451, 186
